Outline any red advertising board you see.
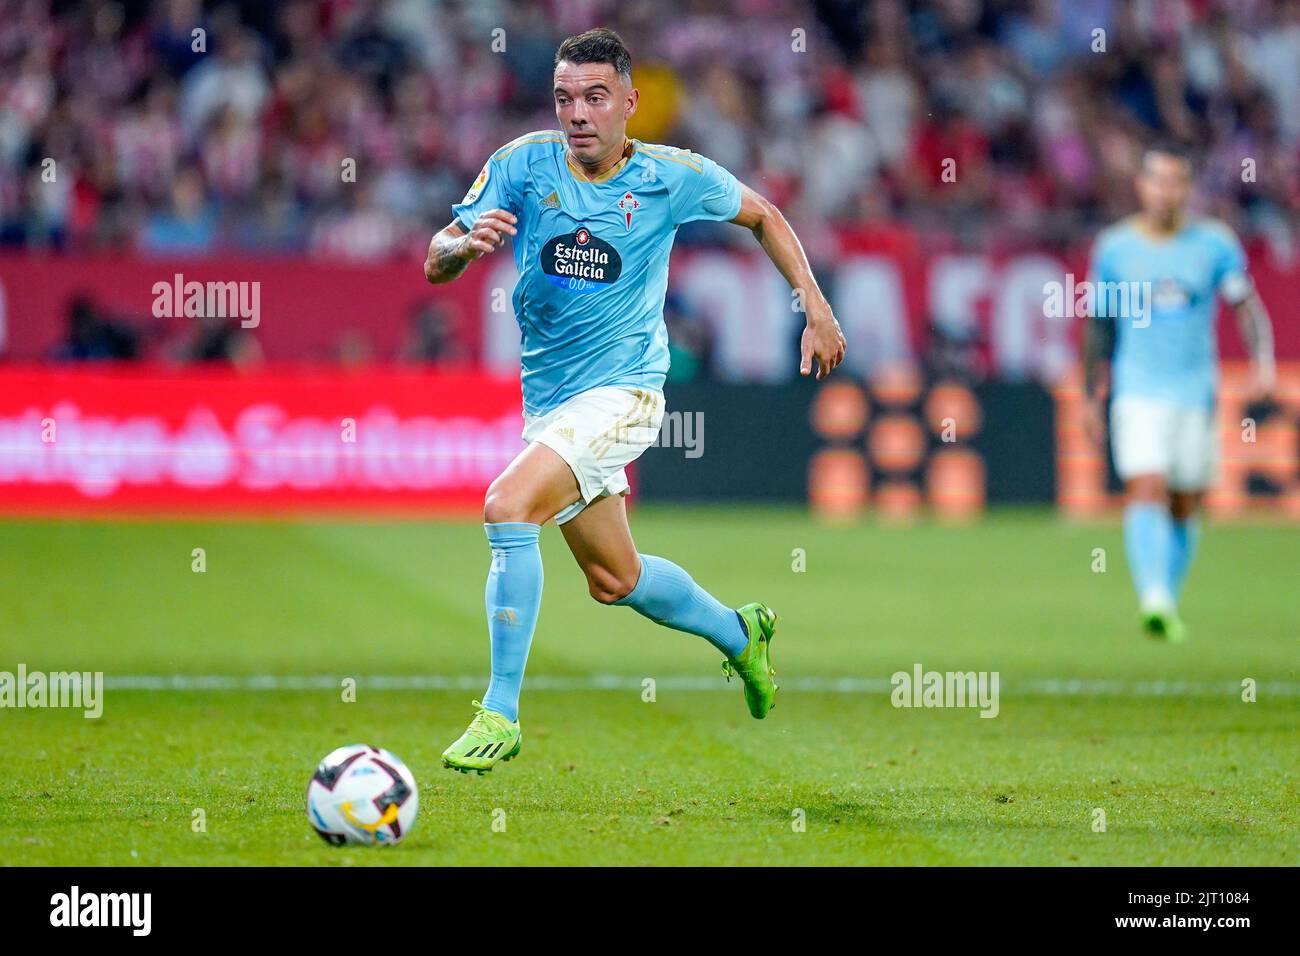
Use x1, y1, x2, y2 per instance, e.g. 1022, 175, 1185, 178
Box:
2, 245, 1297, 377
0, 366, 525, 516
0, 254, 487, 363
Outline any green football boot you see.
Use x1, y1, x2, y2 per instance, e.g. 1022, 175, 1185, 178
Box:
442, 700, 522, 775
1140, 605, 1188, 644
721, 602, 779, 719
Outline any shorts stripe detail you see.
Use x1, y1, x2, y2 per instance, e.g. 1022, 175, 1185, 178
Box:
589, 389, 655, 460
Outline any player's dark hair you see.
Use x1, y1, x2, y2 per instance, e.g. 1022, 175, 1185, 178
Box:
1142, 140, 1196, 173
555, 28, 632, 83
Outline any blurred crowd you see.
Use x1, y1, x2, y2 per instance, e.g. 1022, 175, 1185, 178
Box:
1, 0, 1297, 264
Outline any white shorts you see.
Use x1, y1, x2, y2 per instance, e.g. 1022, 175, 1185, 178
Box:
522, 385, 665, 525
1110, 394, 1218, 491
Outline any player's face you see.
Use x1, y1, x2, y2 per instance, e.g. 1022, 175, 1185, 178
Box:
553, 61, 636, 166
1135, 153, 1192, 226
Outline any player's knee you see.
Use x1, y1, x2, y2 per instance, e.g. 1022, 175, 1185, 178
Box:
483, 483, 531, 524
586, 567, 635, 605
1170, 494, 1201, 521
1126, 477, 1166, 504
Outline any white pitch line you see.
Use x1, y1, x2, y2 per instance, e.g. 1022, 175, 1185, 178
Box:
98, 674, 1300, 697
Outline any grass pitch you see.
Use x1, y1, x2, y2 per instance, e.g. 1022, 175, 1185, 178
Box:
1, 507, 1296, 866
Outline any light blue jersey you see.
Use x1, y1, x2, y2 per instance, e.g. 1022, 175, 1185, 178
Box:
1088, 216, 1252, 408
453, 132, 743, 416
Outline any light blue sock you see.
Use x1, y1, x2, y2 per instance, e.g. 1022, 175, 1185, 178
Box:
1170, 518, 1201, 598
480, 522, 543, 722
613, 554, 749, 658
1123, 502, 1176, 608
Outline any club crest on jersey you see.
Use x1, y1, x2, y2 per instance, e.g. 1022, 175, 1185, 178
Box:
618, 191, 640, 230
462, 163, 490, 204
1152, 276, 1192, 311
541, 227, 622, 294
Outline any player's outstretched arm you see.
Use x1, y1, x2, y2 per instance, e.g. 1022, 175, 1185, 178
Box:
423, 210, 518, 284
1081, 315, 1114, 445
731, 184, 846, 380
1232, 292, 1277, 399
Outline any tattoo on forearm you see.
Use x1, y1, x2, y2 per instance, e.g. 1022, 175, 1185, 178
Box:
429, 234, 469, 281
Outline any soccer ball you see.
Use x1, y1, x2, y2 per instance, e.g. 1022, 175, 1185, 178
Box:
306, 744, 419, 846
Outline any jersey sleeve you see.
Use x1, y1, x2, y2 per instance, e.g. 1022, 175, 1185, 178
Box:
451, 152, 519, 233
1213, 226, 1253, 305
670, 151, 743, 226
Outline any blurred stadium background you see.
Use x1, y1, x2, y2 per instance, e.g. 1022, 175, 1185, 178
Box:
0, 0, 1297, 866
0, 0, 1297, 519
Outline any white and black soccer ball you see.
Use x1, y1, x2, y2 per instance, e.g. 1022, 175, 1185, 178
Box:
306, 745, 419, 847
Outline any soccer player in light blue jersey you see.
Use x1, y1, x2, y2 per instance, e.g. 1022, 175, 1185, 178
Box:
423, 29, 846, 772
1084, 145, 1276, 643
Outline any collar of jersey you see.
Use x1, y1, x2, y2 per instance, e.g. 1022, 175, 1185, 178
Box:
1128, 213, 1190, 244
565, 138, 637, 185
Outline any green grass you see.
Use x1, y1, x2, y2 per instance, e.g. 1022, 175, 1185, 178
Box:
0, 507, 1297, 865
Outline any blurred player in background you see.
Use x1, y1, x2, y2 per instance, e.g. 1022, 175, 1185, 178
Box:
423, 29, 846, 772
1084, 146, 1276, 642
